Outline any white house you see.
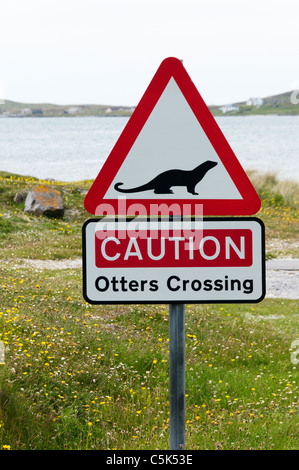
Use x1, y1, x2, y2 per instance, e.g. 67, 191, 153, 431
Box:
246, 97, 264, 106
220, 104, 239, 113
67, 107, 83, 114
21, 108, 32, 116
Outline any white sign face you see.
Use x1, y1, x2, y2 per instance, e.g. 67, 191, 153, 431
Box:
104, 78, 242, 201
82, 218, 265, 304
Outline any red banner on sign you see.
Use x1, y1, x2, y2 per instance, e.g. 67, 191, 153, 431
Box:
95, 229, 252, 268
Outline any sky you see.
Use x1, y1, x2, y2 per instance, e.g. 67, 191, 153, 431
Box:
1, 0, 299, 106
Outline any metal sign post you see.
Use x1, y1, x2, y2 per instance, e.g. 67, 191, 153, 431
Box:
169, 303, 185, 450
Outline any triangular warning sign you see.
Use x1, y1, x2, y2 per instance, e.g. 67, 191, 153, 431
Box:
84, 57, 261, 216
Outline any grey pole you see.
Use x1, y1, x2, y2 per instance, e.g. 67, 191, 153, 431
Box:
169, 303, 186, 450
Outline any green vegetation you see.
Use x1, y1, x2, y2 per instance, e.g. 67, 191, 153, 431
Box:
0, 100, 134, 117
247, 170, 299, 259
212, 91, 299, 116
0, 171, 298, 450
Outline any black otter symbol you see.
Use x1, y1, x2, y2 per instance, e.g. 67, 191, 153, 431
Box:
114, 160, 218, 195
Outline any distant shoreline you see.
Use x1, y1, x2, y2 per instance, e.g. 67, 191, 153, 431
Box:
1, 89, 299, 117
1, 111, 299, 118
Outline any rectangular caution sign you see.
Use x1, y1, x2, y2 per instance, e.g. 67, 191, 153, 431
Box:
82, 217, 265, 304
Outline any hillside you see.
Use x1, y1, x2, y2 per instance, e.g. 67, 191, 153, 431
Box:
1, 90, 299, 117
0, 99, 135, 117
214, 90, 299, 116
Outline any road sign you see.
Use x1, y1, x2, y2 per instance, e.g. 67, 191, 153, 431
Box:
82, 217, 265, 304
84, 57, 261, 216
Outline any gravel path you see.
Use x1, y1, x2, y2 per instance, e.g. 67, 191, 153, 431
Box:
5, 257, 299, 300
265, 259, 299, 299
20, 258, 82, 270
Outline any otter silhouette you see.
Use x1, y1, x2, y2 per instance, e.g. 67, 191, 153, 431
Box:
114, 160, 218, 195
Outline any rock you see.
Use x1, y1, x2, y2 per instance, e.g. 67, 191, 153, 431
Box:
24, 184, 64, 218
14, 191, 28, 203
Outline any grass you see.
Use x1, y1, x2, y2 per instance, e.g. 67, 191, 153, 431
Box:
247, 170, 299, 259
0, 170, 298, 450
213, 103, 299, 116
0, 172, 87, 260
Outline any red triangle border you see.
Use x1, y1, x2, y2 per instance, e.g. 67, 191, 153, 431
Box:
84, 57, 261, 216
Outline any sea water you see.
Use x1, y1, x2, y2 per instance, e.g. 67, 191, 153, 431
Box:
0, 115, 298, 182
